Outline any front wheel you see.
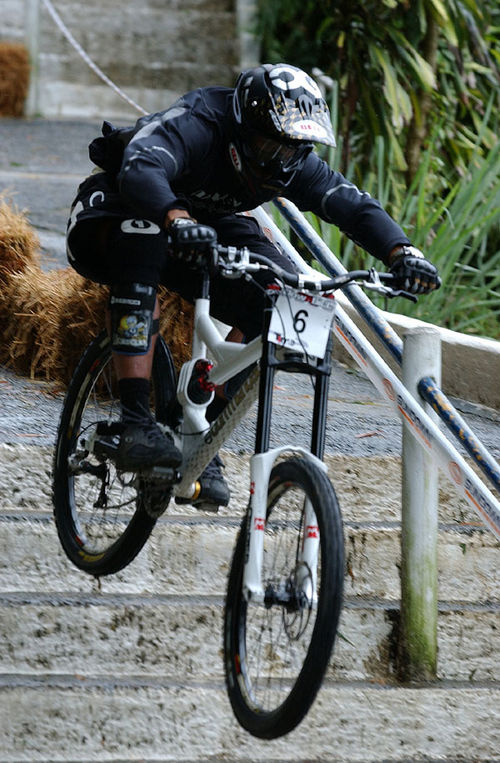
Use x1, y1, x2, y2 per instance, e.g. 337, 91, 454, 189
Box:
224, 457, 344, 739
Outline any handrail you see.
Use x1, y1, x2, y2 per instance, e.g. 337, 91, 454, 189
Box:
331, 302, 500, 537
419, 378, 500, 492
268, 197, 500, 498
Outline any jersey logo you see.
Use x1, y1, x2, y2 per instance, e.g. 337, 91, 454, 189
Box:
229, 142, 243, 173
191, 189, 242, 212
120, 220, 161, 235
89, 191, 105, 207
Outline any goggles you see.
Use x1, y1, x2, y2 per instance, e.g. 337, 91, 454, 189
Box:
243, 131, 313, 173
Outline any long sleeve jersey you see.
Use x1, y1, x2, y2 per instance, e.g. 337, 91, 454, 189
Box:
73, 86, 410, 263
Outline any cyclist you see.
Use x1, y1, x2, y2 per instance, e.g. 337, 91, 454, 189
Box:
66, 63, 440, 510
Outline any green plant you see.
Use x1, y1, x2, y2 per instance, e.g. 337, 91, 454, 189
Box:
271, 124, 500, 338
257, 0, 500, 183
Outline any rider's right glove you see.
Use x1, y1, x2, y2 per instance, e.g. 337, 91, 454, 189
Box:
389, 246, 441, 294
169, 217, 217, 267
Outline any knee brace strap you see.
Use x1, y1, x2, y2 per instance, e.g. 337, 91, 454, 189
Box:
109, 282, 156, 355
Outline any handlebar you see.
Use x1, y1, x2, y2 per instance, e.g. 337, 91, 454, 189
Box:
214, 245, 418, 302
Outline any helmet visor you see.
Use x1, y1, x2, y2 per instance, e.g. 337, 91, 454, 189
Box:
244, 131, 313, 174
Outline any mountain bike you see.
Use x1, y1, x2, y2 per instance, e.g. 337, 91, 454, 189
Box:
52, 244, 411, 738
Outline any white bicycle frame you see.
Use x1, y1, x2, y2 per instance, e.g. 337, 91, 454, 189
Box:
171, 290, 329, 604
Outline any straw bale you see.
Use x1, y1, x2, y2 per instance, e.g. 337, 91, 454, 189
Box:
0, 42, 30, 117
0, 198, 194, 383
157, 286, 193, 369
55, 270, 109, 381
0, 263, 193, 384
0, 197, 40, 282
0, 264, 62, 379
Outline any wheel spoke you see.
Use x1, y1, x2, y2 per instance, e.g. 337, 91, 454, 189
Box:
224, 457, 344, 738
53, 332, 177, 575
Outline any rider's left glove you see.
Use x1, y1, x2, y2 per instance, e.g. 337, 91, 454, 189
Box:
389, 246, 441, 294
169, 218, 217, 267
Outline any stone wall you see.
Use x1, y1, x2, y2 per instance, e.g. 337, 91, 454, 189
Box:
2, 0, 258, 119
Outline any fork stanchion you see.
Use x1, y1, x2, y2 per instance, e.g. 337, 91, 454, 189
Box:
399, 327, 441, 680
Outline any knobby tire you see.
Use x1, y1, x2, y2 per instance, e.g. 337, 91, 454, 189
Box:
224, 457, 344, 739
52, 330, 177, 576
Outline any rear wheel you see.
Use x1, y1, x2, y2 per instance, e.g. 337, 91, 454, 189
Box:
224, 457, 344, 739
53, 330, 177, 576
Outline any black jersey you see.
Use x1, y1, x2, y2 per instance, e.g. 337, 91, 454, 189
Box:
69, 86, 409, 263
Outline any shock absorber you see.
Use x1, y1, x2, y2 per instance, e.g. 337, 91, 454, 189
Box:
187, 359, 216, 405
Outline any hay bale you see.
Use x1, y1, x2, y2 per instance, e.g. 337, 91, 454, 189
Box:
0, 42, 30, 117
0, 264, 75, 380
0, 196, 39, 282
157, 286, 193, 369
54, 269, 109, 381
0, 263, 193, 384
0, 198, 194, 383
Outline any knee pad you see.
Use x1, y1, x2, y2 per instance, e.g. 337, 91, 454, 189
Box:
109, 282, 156, 355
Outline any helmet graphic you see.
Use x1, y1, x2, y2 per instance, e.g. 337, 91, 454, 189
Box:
231, 63, 336, 183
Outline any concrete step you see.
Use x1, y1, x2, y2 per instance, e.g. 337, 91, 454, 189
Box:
0, 678, 498, 761
0, 593, 498, 683
1, 443, 498, 760
1, 510, 497, 602
0, 444, 485, 526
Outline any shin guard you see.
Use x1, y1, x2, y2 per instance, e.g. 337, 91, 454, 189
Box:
109, 282, 156, 355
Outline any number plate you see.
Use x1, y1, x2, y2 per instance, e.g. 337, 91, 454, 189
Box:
268, 286, 336, 358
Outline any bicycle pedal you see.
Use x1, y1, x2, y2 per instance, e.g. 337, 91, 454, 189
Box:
93, 435, 120, 460
143, 465, 181, 483
193, 501, 220, 514
174, 495, 220, 513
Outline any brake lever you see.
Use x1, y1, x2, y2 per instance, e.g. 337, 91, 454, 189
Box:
363, 268, 418, 303
360, 281, 418, 303
388, 289, 418, 303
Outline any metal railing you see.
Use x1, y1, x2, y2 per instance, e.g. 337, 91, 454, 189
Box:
253, 200, 500, 679
271, 197, 500, 498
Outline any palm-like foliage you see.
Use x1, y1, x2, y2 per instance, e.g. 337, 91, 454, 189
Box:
257, 0, 500, 337
257, 0, 499, 183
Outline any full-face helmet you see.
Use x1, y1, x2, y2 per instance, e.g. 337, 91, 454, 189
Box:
231, 63, 336, 184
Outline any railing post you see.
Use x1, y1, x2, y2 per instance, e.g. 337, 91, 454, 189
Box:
399, 326, 441, 680
25, 0, 40, 117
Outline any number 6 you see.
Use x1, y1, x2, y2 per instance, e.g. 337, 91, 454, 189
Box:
293, 309, 308, 333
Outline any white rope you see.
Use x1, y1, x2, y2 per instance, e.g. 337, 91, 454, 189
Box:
40, 0, 147, 115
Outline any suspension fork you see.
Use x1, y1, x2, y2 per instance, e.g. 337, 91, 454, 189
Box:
242, 299, 333, 603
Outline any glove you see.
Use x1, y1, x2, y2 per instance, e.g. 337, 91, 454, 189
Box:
389, 246, 441, 294
169, 218, 217, 266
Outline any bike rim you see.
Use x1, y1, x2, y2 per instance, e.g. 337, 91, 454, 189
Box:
65, 351, 144, 555
235, 479, 323, 714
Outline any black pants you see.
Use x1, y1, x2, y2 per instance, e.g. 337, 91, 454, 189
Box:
67, 213, 297, 339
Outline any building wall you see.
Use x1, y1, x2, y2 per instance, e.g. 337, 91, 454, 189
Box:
2, 0, 258, 119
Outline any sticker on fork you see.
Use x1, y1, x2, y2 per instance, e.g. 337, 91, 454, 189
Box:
268, 286, 336, 358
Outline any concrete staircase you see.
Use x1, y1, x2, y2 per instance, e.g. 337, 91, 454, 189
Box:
0, 443, 498, 761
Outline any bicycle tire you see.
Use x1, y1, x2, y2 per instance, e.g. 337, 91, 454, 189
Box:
53, 330, 178, 576
224, 457, 344, 739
